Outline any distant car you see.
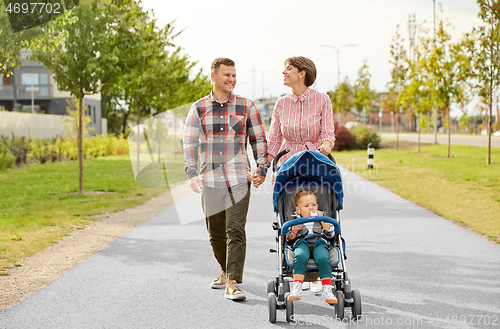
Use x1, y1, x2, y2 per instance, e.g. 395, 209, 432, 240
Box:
494, 130, 500, 137
344, 122, 359, 129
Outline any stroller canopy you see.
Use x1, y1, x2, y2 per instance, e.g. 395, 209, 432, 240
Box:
272, 150, 343, 210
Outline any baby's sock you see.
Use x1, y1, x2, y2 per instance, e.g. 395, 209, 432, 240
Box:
321, 278, 332, 286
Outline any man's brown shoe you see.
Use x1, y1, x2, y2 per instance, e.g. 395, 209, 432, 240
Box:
211, 271, 228, 289
224, 281, 246, 300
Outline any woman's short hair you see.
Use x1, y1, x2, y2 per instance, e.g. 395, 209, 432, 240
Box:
211, 58, 235, 74
285, 56, 317, 87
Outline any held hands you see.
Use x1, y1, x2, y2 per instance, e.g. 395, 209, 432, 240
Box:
251, 169, 265, 188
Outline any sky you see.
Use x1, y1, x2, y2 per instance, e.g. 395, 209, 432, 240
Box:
141, 0, 484, 115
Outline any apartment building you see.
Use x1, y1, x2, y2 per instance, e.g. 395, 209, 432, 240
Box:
0, 50, 104, 136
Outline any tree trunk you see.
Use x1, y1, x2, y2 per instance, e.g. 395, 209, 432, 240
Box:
158, 112, 162, 164
174, 109, 177, 160
137, 101, 141, 172
417, 112, 421, 153
488, 93, 492, 165
396, 109, 399, 150
121, 108, 131, 136
78, 96, 84, 194
447, 105, 451, 158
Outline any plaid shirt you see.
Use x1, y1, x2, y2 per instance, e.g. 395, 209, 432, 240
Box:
183, 91, 269, 188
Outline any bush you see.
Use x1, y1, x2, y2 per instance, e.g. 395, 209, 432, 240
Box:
333, 123, 356, 151
0, 133, 130, 168
0, 143, 15, 170
349, 124, 381, 150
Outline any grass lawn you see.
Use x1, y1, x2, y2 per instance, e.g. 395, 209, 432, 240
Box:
0, 154, 186, 273
332, 144, 500, 244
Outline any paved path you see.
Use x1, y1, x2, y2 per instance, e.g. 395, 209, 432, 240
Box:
2, 168, 500, 328
381, 133, 500, 148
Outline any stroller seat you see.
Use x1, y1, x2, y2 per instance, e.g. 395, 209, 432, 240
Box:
280, 185, 341, 279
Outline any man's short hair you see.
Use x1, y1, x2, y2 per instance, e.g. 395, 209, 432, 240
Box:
211, 58, 236, 74
285, 56, 317, 87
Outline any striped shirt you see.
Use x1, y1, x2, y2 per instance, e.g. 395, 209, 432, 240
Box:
183, 91, 269, 188
268, 87, 336, 165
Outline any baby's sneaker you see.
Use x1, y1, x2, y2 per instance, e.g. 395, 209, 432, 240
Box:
311, 280, 322, 294
287, 281, 303, 301
321, 285, 338, 304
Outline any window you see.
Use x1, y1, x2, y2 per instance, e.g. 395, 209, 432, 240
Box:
22, 73, 38, 91
21, 73, 49, 95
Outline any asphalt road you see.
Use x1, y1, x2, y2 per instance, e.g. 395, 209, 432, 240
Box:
381, 133, 500, 148
2, 167, 500, 329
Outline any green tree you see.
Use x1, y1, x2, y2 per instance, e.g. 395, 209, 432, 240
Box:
470, 0, 500, 164
29, 0, 129, 193
353, 60, 378, 123
329, 76, 353, 126
387, 24, 408, 149
420, 9, 472, 158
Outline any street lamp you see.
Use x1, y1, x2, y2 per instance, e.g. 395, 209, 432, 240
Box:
320, 44, 357, 87
251, 66, 274, 99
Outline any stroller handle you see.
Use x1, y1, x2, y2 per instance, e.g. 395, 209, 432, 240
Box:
272, 149, 290, 172
272, 149, 337, 172
281, 216, 340, 235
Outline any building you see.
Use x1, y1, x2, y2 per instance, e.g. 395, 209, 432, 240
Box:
0, 50, 104, 137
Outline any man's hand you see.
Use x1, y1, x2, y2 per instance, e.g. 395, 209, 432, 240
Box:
251, 169, 265, 188
189, 176, 203, 193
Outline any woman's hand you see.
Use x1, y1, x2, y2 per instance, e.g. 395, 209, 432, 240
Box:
319, 141, 332, 156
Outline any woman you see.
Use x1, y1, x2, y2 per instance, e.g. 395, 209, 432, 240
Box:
267, 56, 335, 166
267, 56, 336, 294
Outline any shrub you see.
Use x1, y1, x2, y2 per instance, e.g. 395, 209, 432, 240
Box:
0, 133, 130, 169
333, 123, 356, 151
349, 124, 381, 150
0, 142, 15, 170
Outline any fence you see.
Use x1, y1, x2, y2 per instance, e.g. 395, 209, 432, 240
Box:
0, 111, 109, 139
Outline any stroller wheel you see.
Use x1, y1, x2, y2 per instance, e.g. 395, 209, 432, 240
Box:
267, 279, 275, 295
335, 290, 344, 320
351, 290, 362, 320
267, 292, 277, 323
284, 293, 294, 322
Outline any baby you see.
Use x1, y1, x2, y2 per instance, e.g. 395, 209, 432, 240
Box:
286, 189, 337, 304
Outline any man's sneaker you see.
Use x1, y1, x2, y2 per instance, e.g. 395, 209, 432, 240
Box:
321, 285, 338, 304
311, 280, 322, 294
302, 282, 310, 290
287, 281, 303, 301
211, 271, 227, 289
224, 281, 246, 300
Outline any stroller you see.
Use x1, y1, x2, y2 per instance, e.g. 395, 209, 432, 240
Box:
267, 149, 362, 323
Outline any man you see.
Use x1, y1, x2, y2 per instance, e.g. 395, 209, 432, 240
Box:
183, 58, 268, 300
